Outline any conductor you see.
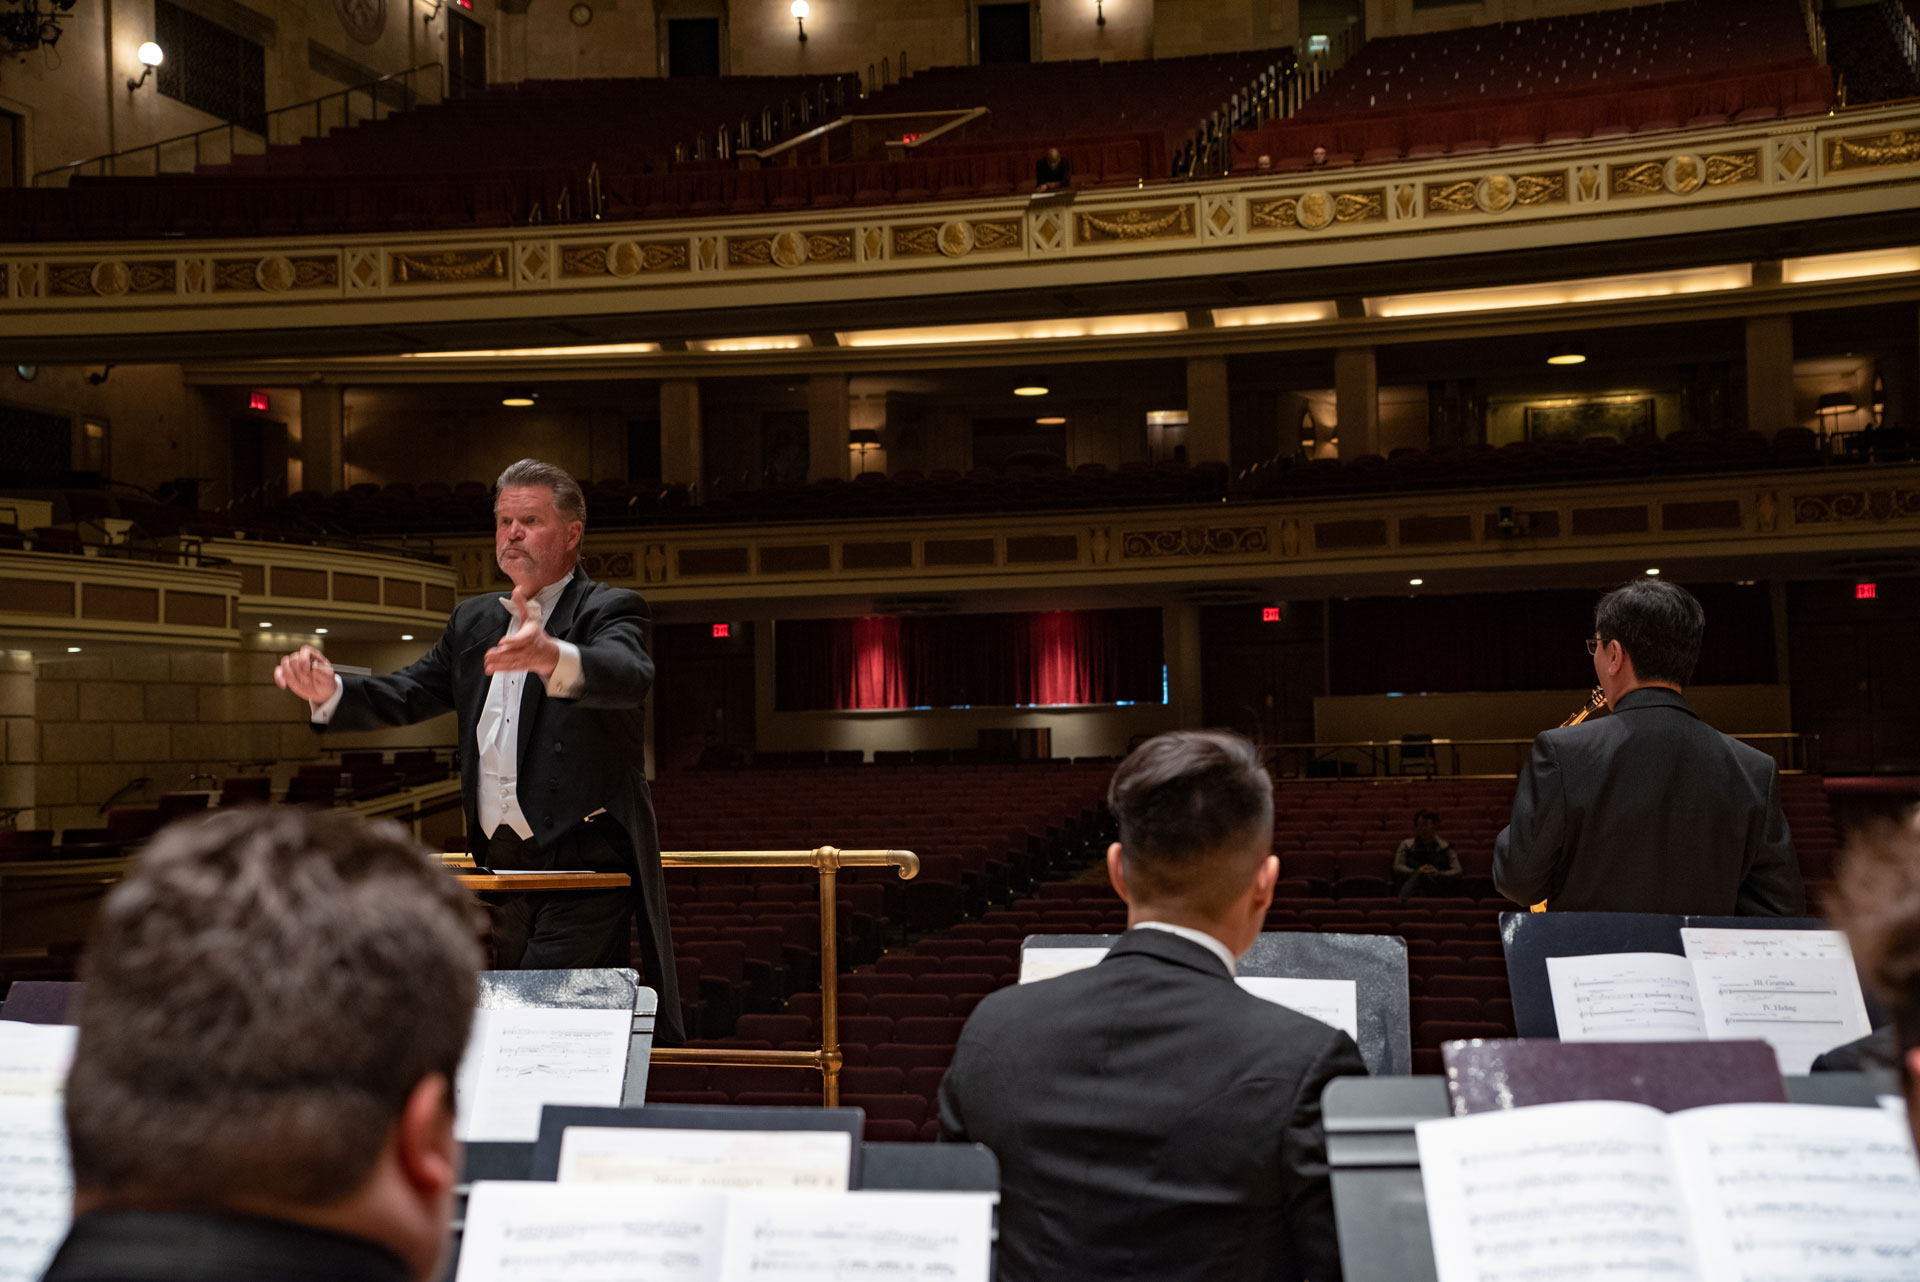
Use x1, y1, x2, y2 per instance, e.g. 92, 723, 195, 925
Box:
273, 459, 681, 1042
1494, 579, 1804, 917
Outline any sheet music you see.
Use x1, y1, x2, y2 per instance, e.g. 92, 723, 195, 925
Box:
455, 1182, 727, 1282
557, 1127, 853, 1190
1018, 947, 1108, 984
0, 1097, 73, 1282
716, 1190, 994, 1282
1418, 1100, 1703, 1282
1547, 952, 1708, 1041
453, 1007, 631, 1142
1674, 1103, 1920, 1282
1677, 929, 1873, 1075
1235, 976, 1360, 1043
0, 1022, 76, 1100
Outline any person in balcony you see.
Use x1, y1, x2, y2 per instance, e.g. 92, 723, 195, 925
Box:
1034, 146, 1072, 191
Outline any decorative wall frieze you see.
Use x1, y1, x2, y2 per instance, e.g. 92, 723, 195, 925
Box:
1825, 126, 1920, 174
3, 105, 1916, 335
1121, 525, 1270, 558
1792, 488, 1920, 524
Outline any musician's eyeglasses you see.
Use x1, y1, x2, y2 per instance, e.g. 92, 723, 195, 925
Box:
1585, 636, 1603, 656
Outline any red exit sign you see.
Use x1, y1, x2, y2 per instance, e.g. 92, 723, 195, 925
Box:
1261, 606, 1281, 623
1856, 583, 1877, 600
712, 623, 730, 638
247, 390, 271, 412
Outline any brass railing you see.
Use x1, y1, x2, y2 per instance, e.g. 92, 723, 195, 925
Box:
650, 847, 918, 1106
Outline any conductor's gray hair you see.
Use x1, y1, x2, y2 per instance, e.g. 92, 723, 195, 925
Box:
495, 458, 586, 526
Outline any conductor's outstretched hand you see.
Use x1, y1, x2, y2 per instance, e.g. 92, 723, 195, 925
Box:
274, 645, 336, 702
484, 584, 560, 678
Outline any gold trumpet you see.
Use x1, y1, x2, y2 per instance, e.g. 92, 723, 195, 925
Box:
1530, 687, 1610, 912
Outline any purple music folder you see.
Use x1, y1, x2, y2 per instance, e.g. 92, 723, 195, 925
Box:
1441, 1039, 1789, 1116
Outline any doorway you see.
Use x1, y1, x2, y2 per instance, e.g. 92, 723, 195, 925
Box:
447, 10, 486, 99
668, 18, 722, 77
977, 3, 1033, 64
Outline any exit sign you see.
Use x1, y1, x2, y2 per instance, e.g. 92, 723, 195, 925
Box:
1856, 583, 1877, 600
1261, 606, 1281, 623
712, 623, 730, 638
247, 390, 271, 412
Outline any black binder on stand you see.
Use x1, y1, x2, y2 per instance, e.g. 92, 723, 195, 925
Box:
1021, 931, 1411, 1075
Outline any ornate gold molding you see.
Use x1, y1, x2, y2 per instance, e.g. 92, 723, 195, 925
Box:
560, 240, 690, 277
1249, 189, 1385, 231
1074, 204, 1196, 244
1793, 489, 1920, 523
1121, 525, 1269, 558
1705, 149, 1761, 187
727, 229, 854, 268
389, 247, 508, 285
212, 254, 339, 292
891, 218, 1021, 259
48, 259, 175, 297
1826, 128, 1920, 173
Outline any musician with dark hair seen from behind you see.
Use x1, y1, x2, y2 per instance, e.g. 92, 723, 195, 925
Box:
1494, 579, 1803, 916
1831, 808, 1920, 1134
940, 729, 1368, 1282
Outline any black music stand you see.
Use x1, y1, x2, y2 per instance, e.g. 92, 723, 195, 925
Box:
1021, 931, 1412, 1075
530, 1102, 867, 1185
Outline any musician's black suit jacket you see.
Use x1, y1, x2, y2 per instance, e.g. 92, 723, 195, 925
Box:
938, 929, 1368, 1282
1493, 686, 1804, 916
42, 1211, 410, 1282
313, 563, 679, 1034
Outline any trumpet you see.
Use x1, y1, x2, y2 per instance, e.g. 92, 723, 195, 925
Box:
1559, 686, 1608, 728
1531, 688, 1610, 912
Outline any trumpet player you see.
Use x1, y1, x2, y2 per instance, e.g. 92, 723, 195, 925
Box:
1494, 579, 1804, 917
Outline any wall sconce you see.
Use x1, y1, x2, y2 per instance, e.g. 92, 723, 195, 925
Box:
791, 0, 809, 43
1096, 0, 1106, 25
127, 41, 163, 91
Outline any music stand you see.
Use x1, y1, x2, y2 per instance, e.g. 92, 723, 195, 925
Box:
1021, 931, 1412, 1075
530, 1102, 868, 1186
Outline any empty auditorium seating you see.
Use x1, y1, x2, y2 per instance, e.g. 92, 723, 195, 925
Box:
1233, 0, 1829, 170
652, 770, 1845, 1137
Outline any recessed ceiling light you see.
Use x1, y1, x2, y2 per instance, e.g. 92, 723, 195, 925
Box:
1035, 416, 1066, 425
1547, 344, 1587, 366
1013, 385, 1049, 397
314, 627, 328, 635
258, 621, 272, 628
501, 387, 538, 407
1408, 577, 1424, 586
66, 646, 81, 653
401, 634, 414, 641
1645, 567, 1661, 576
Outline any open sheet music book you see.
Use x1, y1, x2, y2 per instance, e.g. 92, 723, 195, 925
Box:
1545, 927, 1873, 1073
452, 1007, 631, 1142
1419, 1100, 1920, 1282
1016, 947, 1361, 1043
455, 1182, 993, 1282
0, 1022, 77, 1282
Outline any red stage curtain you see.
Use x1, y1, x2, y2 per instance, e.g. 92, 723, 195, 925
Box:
775, 608, 1162, 711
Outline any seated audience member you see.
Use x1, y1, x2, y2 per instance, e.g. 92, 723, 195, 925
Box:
1834, 808, 1920, 1127
1494, 580, 1804, 916
1393, 809, 1462, 899
1257, 153, 1274, 173
940, 730, 1368, 1282
1309, 145, 1328, 166
1034, 146, 1072, 191
44, 808, 484, 1282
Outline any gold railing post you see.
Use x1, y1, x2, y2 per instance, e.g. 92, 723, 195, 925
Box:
815, 845, 843, 1107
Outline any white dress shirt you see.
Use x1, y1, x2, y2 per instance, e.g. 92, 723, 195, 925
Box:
1132, 920, 1239, 974
311, 573, 584, 841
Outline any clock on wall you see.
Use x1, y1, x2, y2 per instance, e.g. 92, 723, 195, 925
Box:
570, 3, 593, 25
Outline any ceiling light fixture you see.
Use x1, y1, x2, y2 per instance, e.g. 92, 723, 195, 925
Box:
1035, 416, 1066, 425
259, 621, 272, 628
1209, 301, 1339, 328
501, 387, 538, 407
1781, 246, 1920, 284
1645, 567, 1661, 576
837, 312, 1187, 348
1013, 385, 1049, 397
1366, 265, 1751, 319
66, 646, 81, 653
1546, 343, 1587, 366
314, 627, 328, 635
1408, 577, 1424, 586
401, 634, 415, 641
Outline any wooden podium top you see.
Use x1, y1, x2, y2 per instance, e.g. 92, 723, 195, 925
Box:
442, 854, 630, 893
